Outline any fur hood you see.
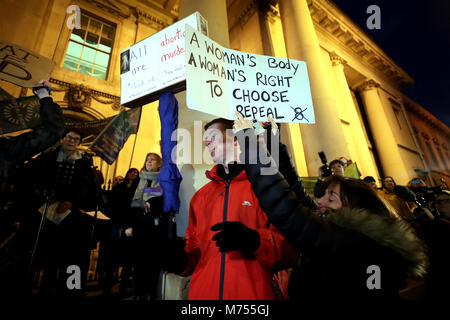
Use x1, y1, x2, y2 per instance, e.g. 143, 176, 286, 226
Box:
327, 207, 428, 279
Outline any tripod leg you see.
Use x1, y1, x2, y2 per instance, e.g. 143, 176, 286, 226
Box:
28, 194, 52, 276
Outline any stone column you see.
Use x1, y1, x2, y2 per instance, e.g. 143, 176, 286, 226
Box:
357, 80, 410, 182
175, 0, 229, 236
278, 0, 350, 175
329, 52, 378, 178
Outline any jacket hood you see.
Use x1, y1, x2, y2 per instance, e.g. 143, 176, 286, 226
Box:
327, 207, 428, 279
206, 164, 247, 183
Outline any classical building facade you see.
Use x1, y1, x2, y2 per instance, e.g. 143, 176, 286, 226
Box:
404, 96, 450, 186
1, 0, 448, 232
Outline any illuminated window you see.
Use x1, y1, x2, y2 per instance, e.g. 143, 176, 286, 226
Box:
62, 12, 115, 80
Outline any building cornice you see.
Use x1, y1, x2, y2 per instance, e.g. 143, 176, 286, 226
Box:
403, 96, 450, 137
84, 0, 131, 19
309, 0, 414, 90
228, 0, 258, 30
136, 7, 172, 30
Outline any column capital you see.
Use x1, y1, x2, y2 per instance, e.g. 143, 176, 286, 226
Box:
329, 51, 346, 66
265, 3, 280, 23
356, 79, 380, 92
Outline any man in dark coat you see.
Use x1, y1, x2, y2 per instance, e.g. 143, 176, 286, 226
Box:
25, 129, 97, 212
0, 81, 65, 197
0, 81, 65, 234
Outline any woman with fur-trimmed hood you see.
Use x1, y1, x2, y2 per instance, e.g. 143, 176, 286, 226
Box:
233, 114, 428, 300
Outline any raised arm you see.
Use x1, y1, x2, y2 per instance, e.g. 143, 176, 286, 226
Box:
1, 81, 65, 164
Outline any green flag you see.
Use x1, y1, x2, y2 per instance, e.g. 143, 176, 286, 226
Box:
89, 109, 135, 165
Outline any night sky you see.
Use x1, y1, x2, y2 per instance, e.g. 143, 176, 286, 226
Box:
331, 0, 450, 127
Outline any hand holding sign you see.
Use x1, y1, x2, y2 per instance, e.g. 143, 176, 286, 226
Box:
32, 79, 51, 99
267, 116, 278, 136
233, 111, 253, 133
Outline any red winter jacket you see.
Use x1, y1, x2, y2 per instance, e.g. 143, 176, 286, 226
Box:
181, 165, 298, 300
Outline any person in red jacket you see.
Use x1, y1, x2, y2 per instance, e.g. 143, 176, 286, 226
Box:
173, 118, 297, 300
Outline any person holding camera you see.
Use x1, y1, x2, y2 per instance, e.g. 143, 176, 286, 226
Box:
314, 157, 345, 200
233, 113, 428, 300
419, 190, 450, 299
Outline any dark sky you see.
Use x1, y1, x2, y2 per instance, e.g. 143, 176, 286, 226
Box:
331, 0, 450, 127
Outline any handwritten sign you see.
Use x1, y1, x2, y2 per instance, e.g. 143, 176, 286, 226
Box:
120, 12, 208, 108
0, 40, 55, 87
185, 25, 315, 123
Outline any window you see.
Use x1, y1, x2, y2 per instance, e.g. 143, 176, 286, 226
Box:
425, 142, 440, 169
62, 12, 115, 80
436, 147, 449, 171
392, 106, 403, 130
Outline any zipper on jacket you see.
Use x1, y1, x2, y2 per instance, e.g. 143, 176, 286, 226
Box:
218, 181, 230, 300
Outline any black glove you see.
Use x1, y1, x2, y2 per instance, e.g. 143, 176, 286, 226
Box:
210, 221, 260, 254
165, 237, 188, 274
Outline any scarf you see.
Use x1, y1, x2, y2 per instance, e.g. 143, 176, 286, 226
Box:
131, 170, 161, 208
56, 148, 82, 163
39, 202, 71, 225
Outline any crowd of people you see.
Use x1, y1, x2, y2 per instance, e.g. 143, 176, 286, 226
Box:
0, 80, 449, 302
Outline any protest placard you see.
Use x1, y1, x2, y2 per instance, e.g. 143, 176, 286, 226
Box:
185, 25, 315, 123
120, 12, 208, 108
0, 40, 55, 87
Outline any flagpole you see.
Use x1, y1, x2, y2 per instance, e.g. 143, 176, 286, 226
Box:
128, 133, 138, 169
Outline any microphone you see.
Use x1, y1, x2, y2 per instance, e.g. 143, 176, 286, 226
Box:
393, 185, 417, 202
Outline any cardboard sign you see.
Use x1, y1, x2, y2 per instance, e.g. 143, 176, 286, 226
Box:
185, 25, 315, 123
0, 40, 55, 87
120, 12, 208, 108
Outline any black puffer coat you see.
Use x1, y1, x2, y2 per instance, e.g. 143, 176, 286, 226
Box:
236, 129, 428, 300
0, 97, 65, 197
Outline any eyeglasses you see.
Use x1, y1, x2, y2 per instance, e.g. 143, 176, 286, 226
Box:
65, 135, 80, 142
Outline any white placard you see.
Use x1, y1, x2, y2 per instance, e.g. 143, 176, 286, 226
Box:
120, 12, 208, 107
185, 25, 315, 123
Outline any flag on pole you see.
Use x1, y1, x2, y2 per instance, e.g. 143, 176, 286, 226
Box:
89, 108, 141, 164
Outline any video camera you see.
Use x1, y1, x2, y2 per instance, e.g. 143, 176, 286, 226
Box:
318, 151, 332, 178
394, 185, 442, 223
413, 186, 443, 207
